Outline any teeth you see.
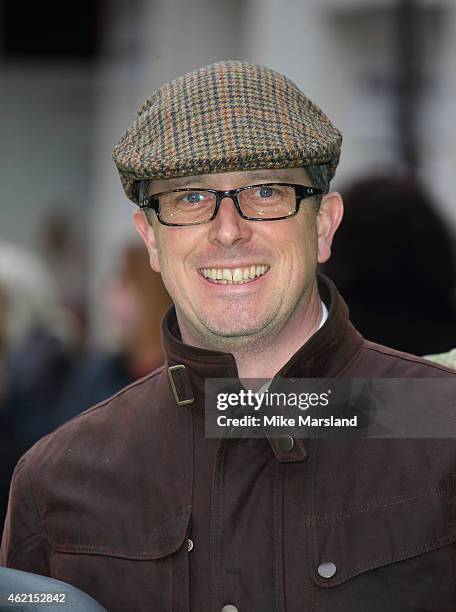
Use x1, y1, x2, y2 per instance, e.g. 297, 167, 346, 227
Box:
200, 265, 269, 284
233, 268, 243, 282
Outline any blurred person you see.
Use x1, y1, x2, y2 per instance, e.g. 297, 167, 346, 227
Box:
0, 283, 19, 531
2, 62, 456, 612
0, 242, 77, 526
104, 241, 171, 377
55, 241, 171, 423
425, 347, 456, 369
40, 207, 89, 342
323, 174, 456, 355
0, 284, 8, 400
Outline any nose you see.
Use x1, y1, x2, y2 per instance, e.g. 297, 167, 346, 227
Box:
207, 195, 253, 247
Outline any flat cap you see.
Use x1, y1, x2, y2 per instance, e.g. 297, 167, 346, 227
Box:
113, 60, 342, 204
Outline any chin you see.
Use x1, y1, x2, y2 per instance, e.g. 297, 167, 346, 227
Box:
202, 314, 271, 339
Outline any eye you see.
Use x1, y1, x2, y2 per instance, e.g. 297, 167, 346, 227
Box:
255, 185, 275, 198
183, 192, 205, 205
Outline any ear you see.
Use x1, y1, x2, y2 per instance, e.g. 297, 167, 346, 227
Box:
133, 209, 161, 272
316, 192, 344, 264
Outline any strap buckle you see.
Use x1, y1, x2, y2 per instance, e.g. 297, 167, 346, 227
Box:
167, 364, 195, 406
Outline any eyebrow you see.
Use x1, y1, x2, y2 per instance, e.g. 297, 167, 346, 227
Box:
241, 171, 290, 183
167, 176, 212, 188
164, 171, 294, 190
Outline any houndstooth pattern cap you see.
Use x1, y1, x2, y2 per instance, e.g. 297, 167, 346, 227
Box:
112, 61, 342, 204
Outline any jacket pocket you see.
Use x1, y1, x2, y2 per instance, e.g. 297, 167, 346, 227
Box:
311, 482, 456, 611
48, 507, 192, 612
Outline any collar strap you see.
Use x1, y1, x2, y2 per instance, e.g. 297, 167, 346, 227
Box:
167, 364, 195, 406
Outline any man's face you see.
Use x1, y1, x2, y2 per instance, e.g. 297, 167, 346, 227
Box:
134, 167, 342, 348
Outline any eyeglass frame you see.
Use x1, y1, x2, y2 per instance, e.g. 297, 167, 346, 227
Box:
138, 182, 327, 226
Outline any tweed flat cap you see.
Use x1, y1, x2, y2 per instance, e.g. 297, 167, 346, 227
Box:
113, 60, 342, 204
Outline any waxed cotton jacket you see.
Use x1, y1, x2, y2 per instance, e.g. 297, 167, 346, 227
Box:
2, 275, 456, 612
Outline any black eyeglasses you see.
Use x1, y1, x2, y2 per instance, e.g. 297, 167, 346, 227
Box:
138, 183, 326, 226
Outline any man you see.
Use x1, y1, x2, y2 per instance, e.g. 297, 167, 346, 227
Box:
2, 61, 456, 612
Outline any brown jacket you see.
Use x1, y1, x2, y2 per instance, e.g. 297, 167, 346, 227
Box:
2, 275, 456, 612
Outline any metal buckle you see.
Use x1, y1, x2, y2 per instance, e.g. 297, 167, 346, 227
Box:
167, 364, 195, 406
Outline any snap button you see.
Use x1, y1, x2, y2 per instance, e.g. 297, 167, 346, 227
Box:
187, 538, 194, 552
221, 606, 238, 612
318, 561, 337, 578
277, 434, 294, 452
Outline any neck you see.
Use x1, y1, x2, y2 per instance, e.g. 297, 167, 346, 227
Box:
177, 282, 323, 380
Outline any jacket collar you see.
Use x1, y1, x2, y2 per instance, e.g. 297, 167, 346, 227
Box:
162, 273, 363, 402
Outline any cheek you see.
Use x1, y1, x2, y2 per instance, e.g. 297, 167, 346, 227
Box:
156, 250, 177, 288
286, 221, 318, 266
155, 229, 179, 273
155, 232, 193, 293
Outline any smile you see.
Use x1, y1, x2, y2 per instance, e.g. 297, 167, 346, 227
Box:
199, 265, 270, 284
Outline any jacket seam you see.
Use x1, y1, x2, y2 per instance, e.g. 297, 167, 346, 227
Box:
8, 532, 46, 566
210, 438, 228, 610
8, 457, 47, 564
68, 365, 166, 420
317, 533, 456, 586
305, 476, 456, 526
362, 344, 456, 374
310, 438, 319, 610
45, 506, 192, 557
273, 462, 285, 612
333, 336, 363, 377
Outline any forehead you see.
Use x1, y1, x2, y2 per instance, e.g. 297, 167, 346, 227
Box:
149, 167, 312, 193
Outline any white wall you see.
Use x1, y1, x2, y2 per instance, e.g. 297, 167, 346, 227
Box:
0, 66, 94, 249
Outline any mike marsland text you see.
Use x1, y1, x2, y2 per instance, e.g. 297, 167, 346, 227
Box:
216, 415, 358, 428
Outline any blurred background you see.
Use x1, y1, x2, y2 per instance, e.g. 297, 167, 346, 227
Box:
0, 0, 455, 525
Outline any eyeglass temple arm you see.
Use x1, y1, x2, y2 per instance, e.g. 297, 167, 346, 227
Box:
139, 196, 159, 210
